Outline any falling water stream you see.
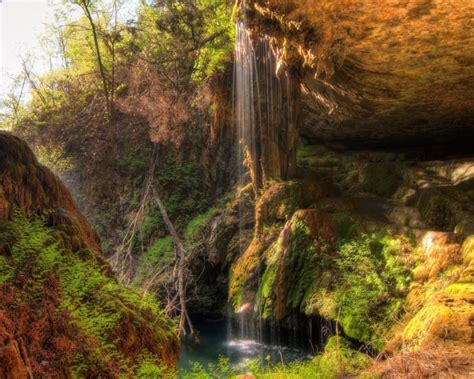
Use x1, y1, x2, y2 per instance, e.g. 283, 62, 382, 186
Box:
178, 21, 321, 374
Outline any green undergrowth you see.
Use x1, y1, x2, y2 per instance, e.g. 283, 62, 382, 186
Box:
247, 208, 413, 350
157, 153, 210, 223
184, 207, 218, 243
133, 236, 175, 286
134, 207, 218, 287
0, 211, 176, 375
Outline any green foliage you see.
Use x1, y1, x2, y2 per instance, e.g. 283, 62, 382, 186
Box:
134, 207, 216, 287
0, 211, 176, 375
192, 0, 235, 80
181, 356, 237, 379
331, 212, 355, 241
136, 0, 234, 83
135, 352, 174, 378
117, 148, 150, 177
334, 234, 411, 348
134, 236, 174, 286
184, 207, 217, 242
157, 152, 209, 223
139, 208, 165, 244
0, 255, 14, 284
250, 336, 371, 378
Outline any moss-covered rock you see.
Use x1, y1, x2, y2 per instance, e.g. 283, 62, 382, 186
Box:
410, 187, 466, 230
359, 162, 403, 198
255, 178, 335, 234
0, 133, 179, 377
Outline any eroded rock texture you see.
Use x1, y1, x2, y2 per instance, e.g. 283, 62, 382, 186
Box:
247, 0, 474, 147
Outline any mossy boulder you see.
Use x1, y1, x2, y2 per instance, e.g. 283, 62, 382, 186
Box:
255, 178, 335, 233
359, 162, 403, 197
402, 285, 473, 349
410, 187, 466, 230
272, 209, 337, 319
229, 238, 269, 311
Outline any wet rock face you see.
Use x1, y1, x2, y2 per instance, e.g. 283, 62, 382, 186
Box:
249, 0, 474, 147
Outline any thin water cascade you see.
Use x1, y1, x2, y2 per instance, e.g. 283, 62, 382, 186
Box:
234, 21, 300, 191
231, 19, 318, 359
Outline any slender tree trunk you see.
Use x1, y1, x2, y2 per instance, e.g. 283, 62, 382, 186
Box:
153, 188, 196, 338
79, 0, 112, 120
110, 0, 117, 118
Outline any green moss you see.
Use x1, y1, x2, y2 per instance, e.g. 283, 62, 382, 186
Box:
296, 145, 321, 168
285, 218, 317, 309
256, 180, 304, 231
310, 336, 372, 377
255, 245, 281, 319
184, 207, 217, 242
229, 239, 267, 311
334, 234, 412, 348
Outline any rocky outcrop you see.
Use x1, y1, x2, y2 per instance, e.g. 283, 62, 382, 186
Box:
243, 0, 474, 147
0, 132, 100, 253
0, 132, 179, 377
223, 140, 474, 376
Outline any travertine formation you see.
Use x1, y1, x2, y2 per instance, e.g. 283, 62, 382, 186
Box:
247, 0, 474, 147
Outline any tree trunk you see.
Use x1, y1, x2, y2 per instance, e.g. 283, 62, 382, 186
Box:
79, 0, 112, 120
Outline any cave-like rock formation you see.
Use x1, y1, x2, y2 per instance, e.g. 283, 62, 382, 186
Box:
247, 0, 474, 147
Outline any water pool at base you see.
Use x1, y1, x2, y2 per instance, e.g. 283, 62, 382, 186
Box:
178, 316, 312, 375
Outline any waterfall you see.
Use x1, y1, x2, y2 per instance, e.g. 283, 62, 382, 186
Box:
231, 15, 320, 360
232, 19, 296, 354
234, 21, 299, 191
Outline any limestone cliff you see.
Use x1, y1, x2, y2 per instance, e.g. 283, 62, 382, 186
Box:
244, 0, 474, 147
216, 1, 474, 376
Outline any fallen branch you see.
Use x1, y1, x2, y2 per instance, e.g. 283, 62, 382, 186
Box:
153, 187, 197, 339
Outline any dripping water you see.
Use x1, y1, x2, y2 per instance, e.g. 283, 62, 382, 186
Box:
231, 19, 324, 360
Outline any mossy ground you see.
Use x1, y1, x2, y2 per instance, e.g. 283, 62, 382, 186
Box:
0, 211, 178, 377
